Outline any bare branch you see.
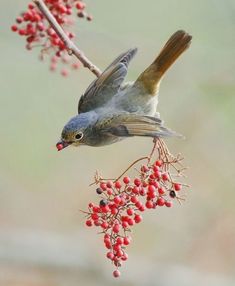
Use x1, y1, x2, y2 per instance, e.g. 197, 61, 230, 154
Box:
33, 0, 102, 77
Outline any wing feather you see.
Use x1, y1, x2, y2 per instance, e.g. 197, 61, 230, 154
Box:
78, 48, 137, 113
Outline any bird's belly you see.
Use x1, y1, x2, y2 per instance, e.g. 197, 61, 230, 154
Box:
85, 133, 124, 147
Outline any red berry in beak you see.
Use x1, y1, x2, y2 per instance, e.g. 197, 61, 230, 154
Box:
56, 143, 64, 151
56, 141, 70, 151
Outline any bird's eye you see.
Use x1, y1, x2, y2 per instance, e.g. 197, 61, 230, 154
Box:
75, 132, 83, 140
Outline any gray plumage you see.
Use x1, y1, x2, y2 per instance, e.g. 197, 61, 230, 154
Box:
57, 30, 192, 150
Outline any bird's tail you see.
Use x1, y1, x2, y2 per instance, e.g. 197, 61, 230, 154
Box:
135, 30, 192, 95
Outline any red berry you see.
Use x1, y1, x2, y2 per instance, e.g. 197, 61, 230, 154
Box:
16, 17, 23, 24
139, 188, 146, 196
113, 270, 121, 278
127, 208, 134, 216
121, 252, 128, 261
131, 196, 138, 204
11, 25, 18, 32
19, 29, 26, 36
114, 196, 121, 205
155, 160, 163, 167
158, 188, 165, 195
28, 3, 35, 10
111, 207, 118, 215
157, 197, 165, 206
123, 236, 131, 245
122, 221, 128, 228
128, 218, 135, 226
92, 206, 99, 213
123, 176, 130, 184
146, 200, 154, 209
56, 143, 64, 151
132, 186, 139, 194
165, 201, 173, 207
148, 184, 156, 193
134, 178, 141, 186
107, 189, 113, 196
85, 220, 92, 227
100, 182, 107, 190
116, 237, 123, 245
91, 213, 99, 220
135, 201, 142, 208
106, 252, 114, 260
76, 1, 85, 10
113, 223, 120, 233
162, 173, 169, 181
106, 181, 113, 188
115, 181, 122, 189
141, 165, 149, 173
61, 69, 69, 77
134, 214, 143, 223
101, 222, 109, 229
138, 205, 145, 212
174, 183, 182, 191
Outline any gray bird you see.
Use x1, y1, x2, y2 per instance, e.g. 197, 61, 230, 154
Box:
56, 30, 192, 150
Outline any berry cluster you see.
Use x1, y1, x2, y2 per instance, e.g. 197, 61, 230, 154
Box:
11, 0, 92, 76
83, 139, 188, 278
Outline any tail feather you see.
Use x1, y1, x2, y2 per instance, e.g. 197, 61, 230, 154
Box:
135, 30, 192, 95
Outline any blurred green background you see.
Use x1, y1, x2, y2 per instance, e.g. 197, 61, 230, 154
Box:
1, 0, 235, 285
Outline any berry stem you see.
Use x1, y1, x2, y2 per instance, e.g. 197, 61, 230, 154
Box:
114, 156, 149, 182
33, 0, 102, 77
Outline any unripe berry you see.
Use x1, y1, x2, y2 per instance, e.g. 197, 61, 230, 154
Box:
169, 190, 176, 198
96, 188, 102, 194
99, 199, 108, 207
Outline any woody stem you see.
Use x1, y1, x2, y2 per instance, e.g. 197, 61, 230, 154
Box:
33, 0, 102, 77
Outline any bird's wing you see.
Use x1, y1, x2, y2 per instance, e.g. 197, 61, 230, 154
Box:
78, 48, 137, 114
96, 113, 181, 138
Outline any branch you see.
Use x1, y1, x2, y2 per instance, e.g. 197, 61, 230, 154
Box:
33, 0, 102, 77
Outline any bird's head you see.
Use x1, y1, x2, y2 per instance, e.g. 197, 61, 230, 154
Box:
56, 112, 97, 151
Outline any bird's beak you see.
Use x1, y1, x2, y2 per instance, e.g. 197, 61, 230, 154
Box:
56, 140, 70, 151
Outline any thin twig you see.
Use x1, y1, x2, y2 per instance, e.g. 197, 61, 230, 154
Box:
115, 156, 149, 182
33, 0, 102, 77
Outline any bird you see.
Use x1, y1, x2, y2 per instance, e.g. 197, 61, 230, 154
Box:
56, 30, 192, 150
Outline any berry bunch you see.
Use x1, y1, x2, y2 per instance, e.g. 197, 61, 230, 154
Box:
11, 0, 92, 76
83, 139, 188, 278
